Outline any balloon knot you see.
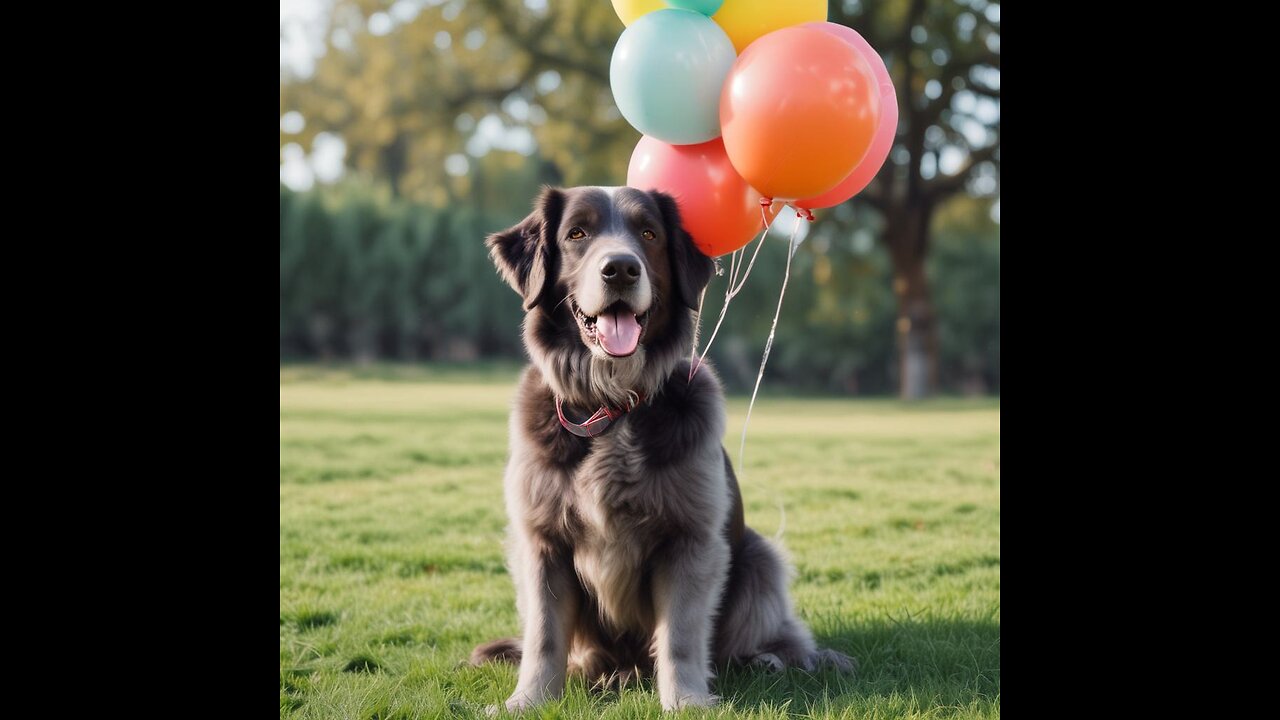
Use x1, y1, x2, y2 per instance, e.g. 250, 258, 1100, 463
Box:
759, 197, 773, 207
802, 209, 816, 222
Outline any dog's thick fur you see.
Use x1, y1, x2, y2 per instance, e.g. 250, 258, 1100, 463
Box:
472, 187, 853, 712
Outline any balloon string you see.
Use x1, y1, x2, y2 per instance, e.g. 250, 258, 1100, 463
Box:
738, 212, 800, 540
758, 199, 779, 242
690, 249, 744, 380
689, 284, 709, 371
726, 198, 775, 297
690, 198, 777, 380
691, 249, 734, 380
728, 224, 768, 297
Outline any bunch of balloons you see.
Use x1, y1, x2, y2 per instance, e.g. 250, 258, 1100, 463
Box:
612, 0, 898, 256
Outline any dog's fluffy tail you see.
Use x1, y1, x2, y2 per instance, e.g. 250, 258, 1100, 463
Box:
470, 637, 522, 666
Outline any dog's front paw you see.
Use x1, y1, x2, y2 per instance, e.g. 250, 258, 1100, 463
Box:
493, 692, 542, 714
663, 692, 719, 711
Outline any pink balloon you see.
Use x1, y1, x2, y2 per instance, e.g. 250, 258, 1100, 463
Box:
794, 22, 898, 211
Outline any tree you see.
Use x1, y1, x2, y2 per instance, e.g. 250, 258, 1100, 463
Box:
831, 0, 1000, 398
279, 0, 1000, 395
280, 0, 638, 207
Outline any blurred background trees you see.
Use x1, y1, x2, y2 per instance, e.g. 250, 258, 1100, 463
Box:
279, 0, 1000, 397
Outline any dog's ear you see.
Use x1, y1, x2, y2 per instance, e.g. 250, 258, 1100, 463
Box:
650, 190, 715, 311
486, 187, 564, 311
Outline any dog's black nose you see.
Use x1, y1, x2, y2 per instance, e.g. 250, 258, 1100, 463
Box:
601, 254, 642, 287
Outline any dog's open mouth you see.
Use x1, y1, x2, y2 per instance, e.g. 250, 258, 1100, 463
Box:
573, 299, 648, 357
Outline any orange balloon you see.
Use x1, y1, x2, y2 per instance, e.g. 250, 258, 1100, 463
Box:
628, 135, 777, 257
719, 26, 881, 201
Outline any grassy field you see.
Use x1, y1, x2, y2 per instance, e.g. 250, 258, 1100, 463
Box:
280, 367, 1000, 719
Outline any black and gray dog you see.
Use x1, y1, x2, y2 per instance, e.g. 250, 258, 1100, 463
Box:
471, 186, 854, 712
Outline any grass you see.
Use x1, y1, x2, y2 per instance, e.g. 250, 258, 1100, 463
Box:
280, 367, 1000, 719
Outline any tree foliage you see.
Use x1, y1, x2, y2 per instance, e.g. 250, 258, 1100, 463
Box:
279, 0, 1000, 395
281, 0, 636, 205
280, 181, 998, 394
829, 0, 1000, 397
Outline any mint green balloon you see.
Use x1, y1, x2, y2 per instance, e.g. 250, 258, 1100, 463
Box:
665, 0, 727, 14
666, 0, 725, 14
610, 9, 736, 145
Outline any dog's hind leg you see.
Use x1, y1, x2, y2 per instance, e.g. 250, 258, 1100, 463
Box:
566, 605, 620, 690
714, 528, 857, 673
567, 603, 653, 691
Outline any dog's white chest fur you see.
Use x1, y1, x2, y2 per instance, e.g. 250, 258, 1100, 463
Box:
570, 425, 651, 628
567, 423, 728, 632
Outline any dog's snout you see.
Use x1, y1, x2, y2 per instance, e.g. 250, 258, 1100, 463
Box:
600, 254, 642, 287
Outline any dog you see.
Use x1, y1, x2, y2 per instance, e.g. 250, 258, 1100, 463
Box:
471, 186, 854, 712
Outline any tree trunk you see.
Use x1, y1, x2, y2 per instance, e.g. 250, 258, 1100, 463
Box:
886, 208, 940, 400
893, 256, 939, 399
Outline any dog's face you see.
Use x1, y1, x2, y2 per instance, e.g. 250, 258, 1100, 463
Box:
488, 187, 714, 361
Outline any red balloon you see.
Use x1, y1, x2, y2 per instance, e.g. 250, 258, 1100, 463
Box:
719, 26, 880, 201
794, 22, 898, 211
627, 135, 776, 257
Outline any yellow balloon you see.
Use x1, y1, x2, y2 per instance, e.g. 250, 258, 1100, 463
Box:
712, 0, 827, 54
611, 0, 666, 26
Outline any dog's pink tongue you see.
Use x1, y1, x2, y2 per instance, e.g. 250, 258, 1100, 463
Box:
597, 310, 641, 356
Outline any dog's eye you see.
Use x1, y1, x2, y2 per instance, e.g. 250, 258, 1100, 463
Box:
642, 229, 656, 241
568, 227, 586, 240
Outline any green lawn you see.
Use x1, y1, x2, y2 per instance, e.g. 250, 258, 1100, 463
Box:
280, 368, 1000, 719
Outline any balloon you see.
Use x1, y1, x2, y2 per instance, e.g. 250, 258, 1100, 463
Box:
719, 26, 881, 200
766, 205, 810, 249
611, 9, 737, 144
613, 1, 724, 25
668, 0, 724, 15
794, 22, 898, 211
711, 0, 826, 54
610, 0, 664, 26
628, 135, 776, 257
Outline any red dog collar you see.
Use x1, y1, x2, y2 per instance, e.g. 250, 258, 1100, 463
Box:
555, 393, 645, 438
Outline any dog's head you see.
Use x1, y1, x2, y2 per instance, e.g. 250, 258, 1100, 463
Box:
487, 187, 715, 401
488, 186, 715, 359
